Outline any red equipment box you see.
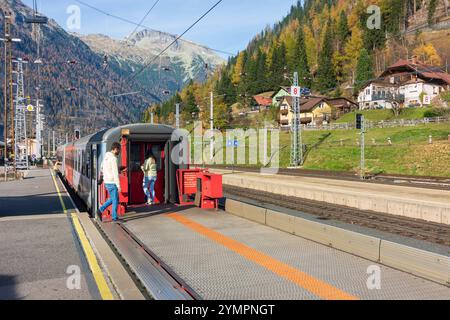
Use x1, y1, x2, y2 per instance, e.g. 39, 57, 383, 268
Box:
177, 168, 206, 205
196, 172, 223, 210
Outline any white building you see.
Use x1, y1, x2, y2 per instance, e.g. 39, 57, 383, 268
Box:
357, 59, 450, 109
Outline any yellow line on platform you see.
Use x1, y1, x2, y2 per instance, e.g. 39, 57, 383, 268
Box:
50, 168, 114, 300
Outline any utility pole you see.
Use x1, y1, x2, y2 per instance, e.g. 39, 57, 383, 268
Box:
290, 72, 303, 167
210, 91, 214, 161
150, 112, 154, 124
2, 12, 11, 181
25, 1, 47, 161
360, 117, 365, 180
52, 130, 55, 156
356, 114, 365, 180
13, 58, 29, 170
175, 103, 180, 128
47, 131, 50, 158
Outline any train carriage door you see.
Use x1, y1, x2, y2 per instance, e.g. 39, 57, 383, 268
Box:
91, 144, 98, 218
148, 143, 165, 204
165, 139, 185, 204
128, 142, 145, 204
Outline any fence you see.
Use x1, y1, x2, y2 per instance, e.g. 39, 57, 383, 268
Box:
302, 116, 450, 131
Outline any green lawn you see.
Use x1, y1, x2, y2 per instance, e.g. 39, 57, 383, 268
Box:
334, 108, 435, 123
199, 123, 450, 177
291, 123, 450, 177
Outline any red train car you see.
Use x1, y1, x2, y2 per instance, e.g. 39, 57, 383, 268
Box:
57, 124, 187, 220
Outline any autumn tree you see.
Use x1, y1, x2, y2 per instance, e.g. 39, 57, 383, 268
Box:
343, 26, 364, 85
412, 43, 442, 66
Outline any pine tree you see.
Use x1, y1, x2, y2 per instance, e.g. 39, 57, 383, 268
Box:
355, 48, 374, 94
269, 43, 287, 89
337, 10, 350, 52
183, 89, 199, 120
217, 71, 236, 105
315, 22, 337, 93
255, 49, 268, 93
295, 26, 312, 89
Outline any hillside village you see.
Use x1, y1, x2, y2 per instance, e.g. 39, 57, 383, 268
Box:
145, 0, 450, 130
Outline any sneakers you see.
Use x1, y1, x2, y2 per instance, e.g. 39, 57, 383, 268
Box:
147, 200, 153, 205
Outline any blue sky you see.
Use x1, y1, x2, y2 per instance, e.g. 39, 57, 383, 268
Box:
23, 0, 298, 57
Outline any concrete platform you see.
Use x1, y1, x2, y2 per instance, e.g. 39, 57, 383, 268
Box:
0, 169, 99, 300
121, 207, 450, 300
213, 169, 450, 225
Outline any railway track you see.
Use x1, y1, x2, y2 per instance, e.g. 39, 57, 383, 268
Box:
211, 166, 450, 191
223, 185, 450, 247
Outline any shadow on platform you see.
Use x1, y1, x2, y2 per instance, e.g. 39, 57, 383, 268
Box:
123, 204, 194, 223
0, 194, 71, 217
0, 275, 22, 300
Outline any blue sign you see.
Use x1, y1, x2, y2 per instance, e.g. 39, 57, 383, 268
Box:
227, 140, 239, 147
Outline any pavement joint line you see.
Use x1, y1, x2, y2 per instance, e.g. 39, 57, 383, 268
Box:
167, 212, 360, 301
49, 168, 114, 300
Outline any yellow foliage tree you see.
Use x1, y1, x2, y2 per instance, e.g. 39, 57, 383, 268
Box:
303, 26, 318, 72
343, 25, 364, 83
232, 52, 246, 85
412, 43, 442, 66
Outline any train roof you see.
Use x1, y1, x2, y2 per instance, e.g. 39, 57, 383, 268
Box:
69, 124, 176, 147
102, 123, 175, 143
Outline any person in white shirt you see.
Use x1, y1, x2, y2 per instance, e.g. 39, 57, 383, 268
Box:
99, 142, 121, 221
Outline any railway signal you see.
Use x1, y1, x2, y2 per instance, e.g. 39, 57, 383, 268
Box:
356, 114, 366, 180
356, 113, 363, 130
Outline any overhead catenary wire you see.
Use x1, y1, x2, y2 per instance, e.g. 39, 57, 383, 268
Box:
126, 0, 225, 83
74, 0, 233, 57
125, 0, 161, 41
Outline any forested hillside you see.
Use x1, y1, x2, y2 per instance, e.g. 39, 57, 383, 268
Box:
1, 0, 155, 136
147, 0, 450, 128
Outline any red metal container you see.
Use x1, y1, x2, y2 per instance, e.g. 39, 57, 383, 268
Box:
196, 172, 223, 210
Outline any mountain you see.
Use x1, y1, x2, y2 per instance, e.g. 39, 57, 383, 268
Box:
76, 30, 225, 97
0, 0, 224, 137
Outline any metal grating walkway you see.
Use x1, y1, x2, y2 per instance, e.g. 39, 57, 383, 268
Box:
121, 207, 450, 300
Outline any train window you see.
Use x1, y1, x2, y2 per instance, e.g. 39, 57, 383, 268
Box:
130, 143, 141, 172
86, 150, 91, 179
149, 145, 163, 171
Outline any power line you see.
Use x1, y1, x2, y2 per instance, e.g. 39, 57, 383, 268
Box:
127, 0, 225, 82
125, 0, 160, 41
74, 0, 233, 56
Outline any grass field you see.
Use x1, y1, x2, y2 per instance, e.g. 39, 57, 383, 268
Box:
334, 108, 436, 123
201, 123, 450, 177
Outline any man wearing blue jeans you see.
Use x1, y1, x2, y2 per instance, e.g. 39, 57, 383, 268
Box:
99, 142, 122, 221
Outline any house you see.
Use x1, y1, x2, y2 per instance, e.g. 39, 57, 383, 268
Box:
279, 96, 333, 128
272, 87, 291, 106
325, 97, 358, 118
252, 91, 275, 111
271, 86, 311, 106
358, 59, 450, 109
